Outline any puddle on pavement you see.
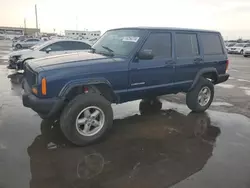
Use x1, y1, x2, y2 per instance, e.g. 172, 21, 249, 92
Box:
1, 68, 250, 188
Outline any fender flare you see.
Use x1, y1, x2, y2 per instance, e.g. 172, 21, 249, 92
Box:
58, 77, 118, 102
189, 68, 218, 91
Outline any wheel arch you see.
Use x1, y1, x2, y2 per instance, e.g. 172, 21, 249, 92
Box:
59, 78, 119, 103
189, 68, 218, 91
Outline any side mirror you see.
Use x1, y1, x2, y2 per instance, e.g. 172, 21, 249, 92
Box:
45, 48, 52, 53
137, 50, 154, 60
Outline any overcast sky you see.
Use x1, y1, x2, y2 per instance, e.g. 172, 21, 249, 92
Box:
1, 0, 250, 39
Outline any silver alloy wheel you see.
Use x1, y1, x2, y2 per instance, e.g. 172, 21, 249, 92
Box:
76, 106, 105, 137
198, 86, 211, 106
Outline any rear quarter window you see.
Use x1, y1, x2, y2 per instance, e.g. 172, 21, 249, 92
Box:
200, 33, 224, 55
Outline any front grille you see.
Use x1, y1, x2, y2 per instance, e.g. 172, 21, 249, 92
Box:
24, 64, 37, 87
231, 48, 236, 50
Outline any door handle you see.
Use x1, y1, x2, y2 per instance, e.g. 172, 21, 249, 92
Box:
165, 60, 175, 65
194, 58, 203, 63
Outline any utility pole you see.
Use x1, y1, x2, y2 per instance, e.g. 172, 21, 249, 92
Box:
35, 4, 38, 29
24, 18, 27, 35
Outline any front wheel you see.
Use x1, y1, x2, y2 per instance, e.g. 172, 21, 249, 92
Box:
186, 77, 214, 112
244, 55, 248, 57
60, 93, 113, 146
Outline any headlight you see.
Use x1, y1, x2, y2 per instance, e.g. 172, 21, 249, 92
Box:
10, 55, 22, 62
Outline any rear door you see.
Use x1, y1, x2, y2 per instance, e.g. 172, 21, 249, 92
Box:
199, 33, 227, 75
174, 32, 202, 91
129, 32, 174, 98
26, 39, 40, 47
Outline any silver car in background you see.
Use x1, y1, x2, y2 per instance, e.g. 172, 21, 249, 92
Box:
228, 43, 250, 54
8, 39, 92, 69
243, 47, 250, 57
13, 38, 41, 49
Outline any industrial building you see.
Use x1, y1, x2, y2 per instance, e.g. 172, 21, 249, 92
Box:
0, 26, 40, 39
65, 30, 101, 40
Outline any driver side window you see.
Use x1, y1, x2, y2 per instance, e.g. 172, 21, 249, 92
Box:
41, 42, 64, 52
140, 32, 172, 59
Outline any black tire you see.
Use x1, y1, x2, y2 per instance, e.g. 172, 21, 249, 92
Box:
15, 44, 22, 49
139, 98, 162, 115
186, 77, 214, 112
244, 55, 248, 57
60, 93, 113, 146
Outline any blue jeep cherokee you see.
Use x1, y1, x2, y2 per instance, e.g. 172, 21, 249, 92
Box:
22, 27, 229, 146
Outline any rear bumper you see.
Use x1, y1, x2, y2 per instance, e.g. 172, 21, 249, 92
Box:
22, 80, 65, 118
215, 73, 229, 84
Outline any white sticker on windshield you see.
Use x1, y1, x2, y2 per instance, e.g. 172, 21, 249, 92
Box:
122, 37, 140, 42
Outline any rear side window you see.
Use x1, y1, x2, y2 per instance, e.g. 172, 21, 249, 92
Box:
140, 32, 172, 58
71, 41, 91, 50
200, 33, 223, 55
175, 33, 199, 58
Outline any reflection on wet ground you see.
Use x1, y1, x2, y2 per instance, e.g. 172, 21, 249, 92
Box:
28, 111, 218, 188
1, 70, 250, 188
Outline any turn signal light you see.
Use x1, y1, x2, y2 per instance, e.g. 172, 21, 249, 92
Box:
32, 87, 38, 95
41, 78, 47, 95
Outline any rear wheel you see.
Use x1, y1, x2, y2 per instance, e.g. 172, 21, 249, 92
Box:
186, 77, 214, 112
244, 55, 248, 57
15, 44, 22, 49
60, 93, 113, 146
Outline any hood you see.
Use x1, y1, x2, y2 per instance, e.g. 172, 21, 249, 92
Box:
27, 52, 124, 71
9, 49, 33, 57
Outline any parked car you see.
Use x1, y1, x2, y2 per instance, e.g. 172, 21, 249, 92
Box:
22, 27, 229, 146
13, 38, 41, 49
8, 39, 91, 69
225, 42, 236, 52
243, 47, 250, 57
228, 43, 250, 54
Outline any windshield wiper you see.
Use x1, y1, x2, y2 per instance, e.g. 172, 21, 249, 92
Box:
101, 45, 114, 54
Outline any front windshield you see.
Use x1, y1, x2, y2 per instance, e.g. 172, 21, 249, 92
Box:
92, 29, 146, 56
235, 43, 244, 47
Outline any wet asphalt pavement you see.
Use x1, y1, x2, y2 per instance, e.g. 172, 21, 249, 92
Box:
0, 41, 250, 188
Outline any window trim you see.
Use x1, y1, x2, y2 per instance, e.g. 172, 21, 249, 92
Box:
200, 33, 224, 55
138, 31, 173, 59
175, 32, 200, 59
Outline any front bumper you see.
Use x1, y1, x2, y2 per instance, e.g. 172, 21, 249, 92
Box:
243, 51, 250, 55
22, 79, 65, 118
215, 73, 229, 84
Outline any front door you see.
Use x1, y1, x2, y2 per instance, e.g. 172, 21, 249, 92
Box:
129, 32, 174, 99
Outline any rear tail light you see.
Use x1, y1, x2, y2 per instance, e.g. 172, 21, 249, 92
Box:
41, 78, 47, 95
226, 60, 229, 72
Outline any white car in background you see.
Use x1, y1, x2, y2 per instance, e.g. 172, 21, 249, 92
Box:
228, 43, 250, 54
243, 47, 250, 57
13, 38, 42, 49
8, 39, 91, 69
